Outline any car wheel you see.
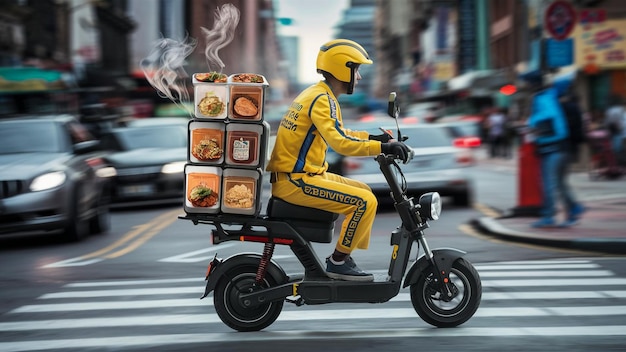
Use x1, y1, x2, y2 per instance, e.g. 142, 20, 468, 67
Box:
452, 191, 472, 207
63, 191, 89, 242
89, 194, 111, 234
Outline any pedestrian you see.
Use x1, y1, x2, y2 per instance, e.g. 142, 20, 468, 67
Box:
486, 107, 506, 158
559, 91, 586, 163
528, 85, 585, 228
266, 39, 410, 281
604, 94, 625, 165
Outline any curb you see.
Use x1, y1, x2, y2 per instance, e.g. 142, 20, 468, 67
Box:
470, 217, 626, 255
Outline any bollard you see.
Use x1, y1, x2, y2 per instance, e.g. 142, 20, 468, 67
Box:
511, 140, 543, 217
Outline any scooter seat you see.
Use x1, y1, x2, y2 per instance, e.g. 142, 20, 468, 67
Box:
267, 197, 338, 243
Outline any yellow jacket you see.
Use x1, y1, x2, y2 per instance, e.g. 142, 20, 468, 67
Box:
267, 81, 382, 174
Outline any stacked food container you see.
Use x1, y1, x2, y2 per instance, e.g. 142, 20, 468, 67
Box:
184, 72, 270, 217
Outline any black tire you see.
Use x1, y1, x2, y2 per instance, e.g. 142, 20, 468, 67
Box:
89, 193, 111, 234
213, 265, 284, 332
452, 191, 472, 207
63, 190, 89, 242
410, 258, 481, 327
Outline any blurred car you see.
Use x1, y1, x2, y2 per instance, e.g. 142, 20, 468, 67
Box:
121, 116, 190, 128
98, 119, 188, 207
439, 120, 482, 148
342, 124, 475, 207
404, 102, 441, 123
0, 115, 112, 241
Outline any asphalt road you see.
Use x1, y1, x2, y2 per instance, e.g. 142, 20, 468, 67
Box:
0, 160, 625, 351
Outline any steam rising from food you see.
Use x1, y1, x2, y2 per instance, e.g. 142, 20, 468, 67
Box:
201, 4, 240, 72
140, 37, 197, 116
140, 3, 241, 116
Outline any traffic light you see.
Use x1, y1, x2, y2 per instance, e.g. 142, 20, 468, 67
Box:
499, 84, 517, 96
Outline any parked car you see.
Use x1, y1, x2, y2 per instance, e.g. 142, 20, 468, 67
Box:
98, 118, 188, 207
341, 124, 475, 207
0, 115, 112, 241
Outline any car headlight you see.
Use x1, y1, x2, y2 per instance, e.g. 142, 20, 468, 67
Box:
161, 161, 186, 174
96, 166, 117, 178
418, 192, 442, 220
30, 171, 67, 192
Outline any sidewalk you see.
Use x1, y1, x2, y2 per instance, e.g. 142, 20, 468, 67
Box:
471, 147, 626, 255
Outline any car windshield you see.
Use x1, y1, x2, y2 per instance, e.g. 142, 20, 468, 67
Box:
0, 121, 64, 154
114, 126, 187, 150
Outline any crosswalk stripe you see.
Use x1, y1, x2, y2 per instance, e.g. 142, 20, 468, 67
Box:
36, 288, 626, 301
39, 287, 203, 299
60, 260, 599, 288
474, 263, 600, 270
1, 325, 626, 352
2, 306, 626, 331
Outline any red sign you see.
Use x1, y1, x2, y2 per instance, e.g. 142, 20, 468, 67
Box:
545, 1, 577, 40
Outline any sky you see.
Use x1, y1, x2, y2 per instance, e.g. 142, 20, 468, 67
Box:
274, 0, 349, 84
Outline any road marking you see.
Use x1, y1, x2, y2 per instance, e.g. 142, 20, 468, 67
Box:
36, 289, 626, 301
3, 306, 626, 331
473, 202, 502, 218
42, 209, 180, 268
1, 325, 626, 351
159, 243, 237, 263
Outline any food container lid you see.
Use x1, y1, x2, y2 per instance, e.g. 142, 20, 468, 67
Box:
193, 72, 228, 84
228, 73, 269, 86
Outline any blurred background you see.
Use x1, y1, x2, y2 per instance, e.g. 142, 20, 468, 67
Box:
0, 0, 625, 131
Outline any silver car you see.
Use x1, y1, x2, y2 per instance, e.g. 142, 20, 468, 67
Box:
98, 119, 188, 207
0, 115, 112, 241
341, 124, 475, 207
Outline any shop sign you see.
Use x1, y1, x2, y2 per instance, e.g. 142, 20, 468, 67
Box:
574, 18, 626, 69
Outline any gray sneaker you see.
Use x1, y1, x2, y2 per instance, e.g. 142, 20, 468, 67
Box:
325, 257, 374, 282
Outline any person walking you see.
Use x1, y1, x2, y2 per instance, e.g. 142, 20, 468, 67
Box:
486, 107, 507, 158
604, 94, 625, 165
528, 85, 585, 228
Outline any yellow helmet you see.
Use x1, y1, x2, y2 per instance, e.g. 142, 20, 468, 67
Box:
316, 39, 373, 83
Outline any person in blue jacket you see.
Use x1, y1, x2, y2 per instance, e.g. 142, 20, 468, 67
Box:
527, 85, 585, 228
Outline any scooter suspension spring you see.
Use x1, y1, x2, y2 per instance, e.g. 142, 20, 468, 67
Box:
256, 242, 275, 284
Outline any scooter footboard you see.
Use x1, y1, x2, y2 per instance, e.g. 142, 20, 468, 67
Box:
402, 248, 466, 288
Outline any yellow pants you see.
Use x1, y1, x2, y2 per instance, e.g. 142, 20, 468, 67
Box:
270, 172, 378, 253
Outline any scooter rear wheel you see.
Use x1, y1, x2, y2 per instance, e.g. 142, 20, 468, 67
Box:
213, 265, 284, 332
410, 258, 481, 327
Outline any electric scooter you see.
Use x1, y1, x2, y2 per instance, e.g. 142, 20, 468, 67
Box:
180, 92, 482, 332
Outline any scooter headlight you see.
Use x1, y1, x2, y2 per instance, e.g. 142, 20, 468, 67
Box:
418, 192, 442, 220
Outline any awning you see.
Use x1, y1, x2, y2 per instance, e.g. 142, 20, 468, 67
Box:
0, 67, 67, 93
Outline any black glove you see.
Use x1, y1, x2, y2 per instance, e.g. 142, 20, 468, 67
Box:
381, 142, 410, 163
369, 132, 393, 143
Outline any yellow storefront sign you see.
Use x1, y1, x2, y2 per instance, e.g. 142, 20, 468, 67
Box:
574, 19, 626, 69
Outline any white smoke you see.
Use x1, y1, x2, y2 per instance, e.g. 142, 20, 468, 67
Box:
201, 4, 240, 72
139, 3, 240, 116
140, 36, 197, 116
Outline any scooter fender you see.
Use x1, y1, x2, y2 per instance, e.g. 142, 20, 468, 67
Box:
200, 252, 288, 299
402, 248, 466, 288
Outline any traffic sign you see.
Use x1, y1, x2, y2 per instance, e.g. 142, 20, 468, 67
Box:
544, 1, 577, 40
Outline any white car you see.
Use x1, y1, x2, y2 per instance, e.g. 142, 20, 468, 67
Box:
341, 124, 475, 207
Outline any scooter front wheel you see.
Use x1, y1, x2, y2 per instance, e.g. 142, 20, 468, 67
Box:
214, 264, 284, 332
410, 258, 481, 327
